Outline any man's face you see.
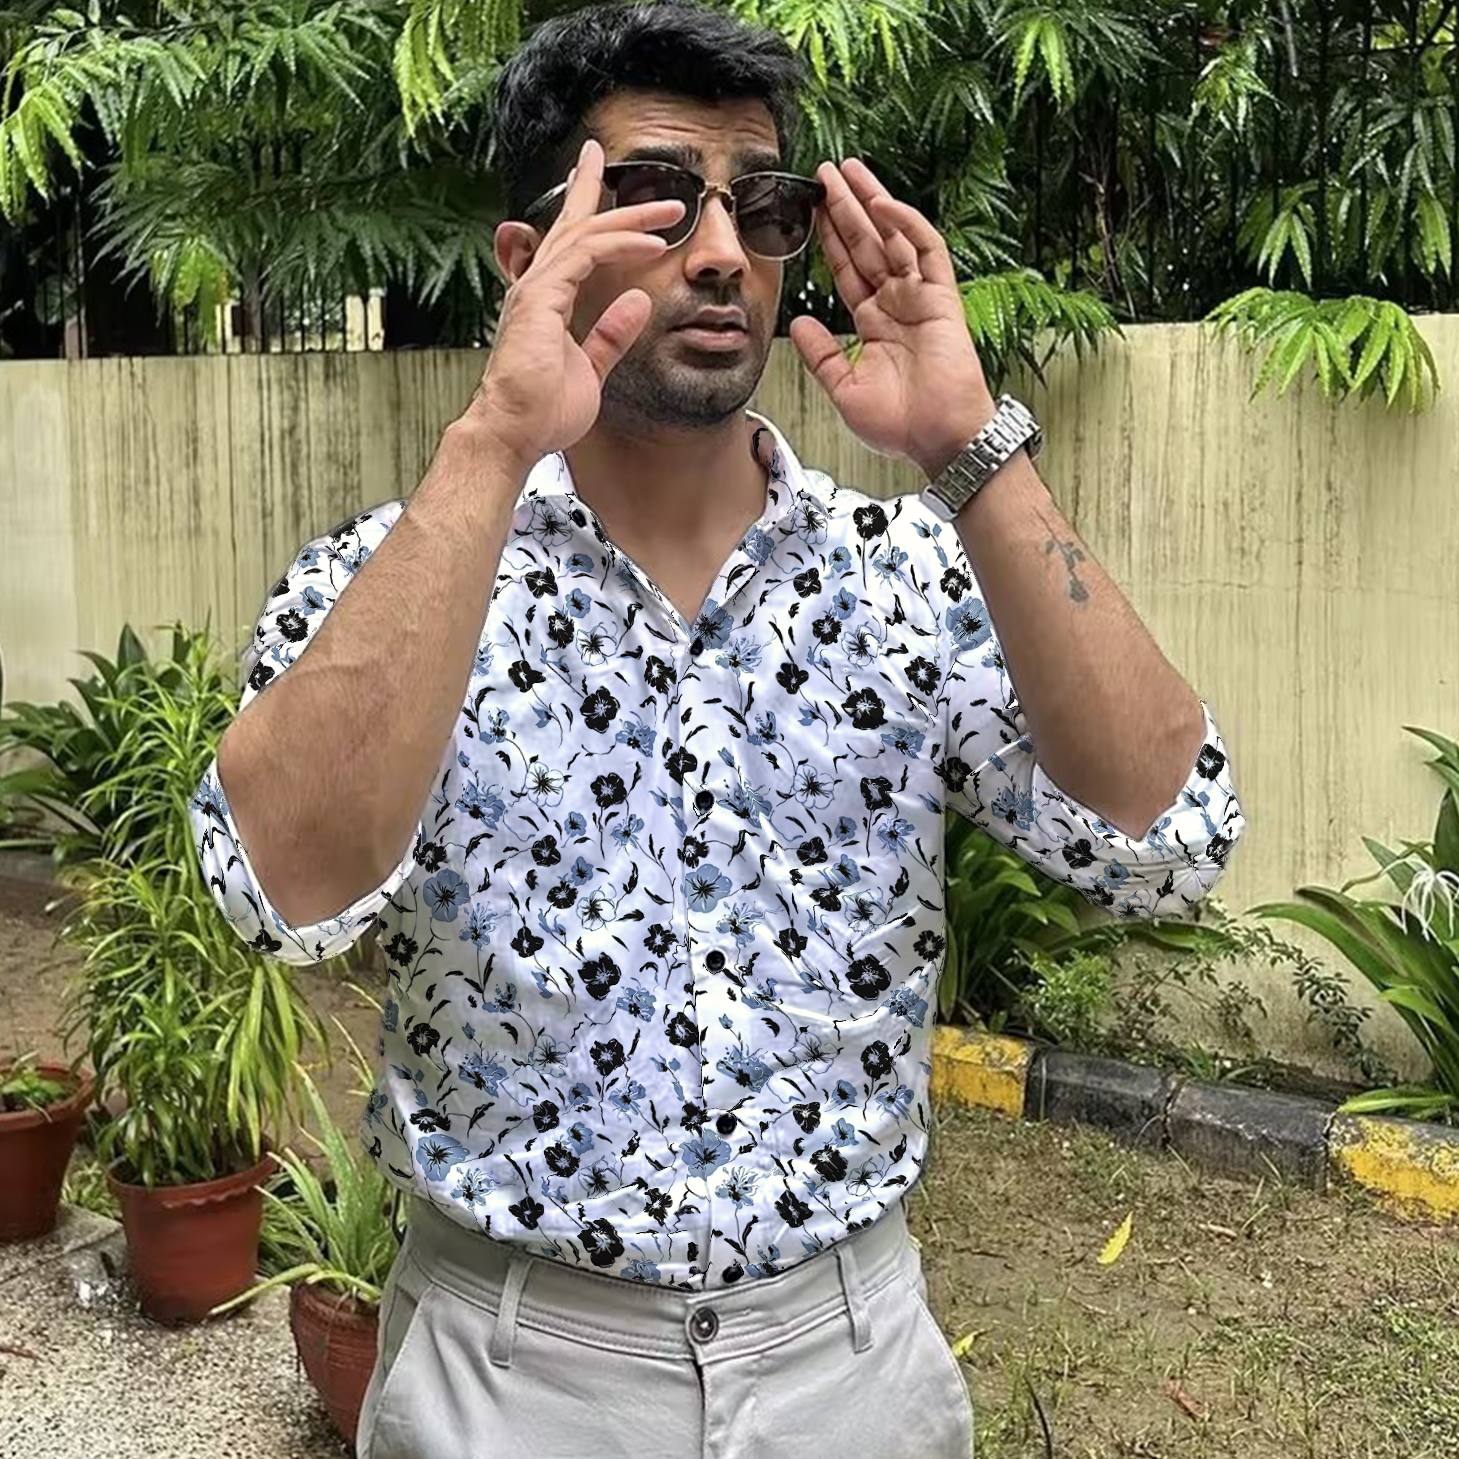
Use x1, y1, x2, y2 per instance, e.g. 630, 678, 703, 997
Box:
501, 90, 793, 432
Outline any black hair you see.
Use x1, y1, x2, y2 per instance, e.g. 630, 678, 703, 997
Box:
489, 1, 813, 225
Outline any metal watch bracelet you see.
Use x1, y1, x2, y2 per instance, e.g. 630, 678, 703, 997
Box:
921, 394, 1042, 521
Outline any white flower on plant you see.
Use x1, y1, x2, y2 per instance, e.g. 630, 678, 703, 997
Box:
1399, 854, 1459, 943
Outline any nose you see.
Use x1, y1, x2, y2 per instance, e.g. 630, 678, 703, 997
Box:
682, 186, 751, 268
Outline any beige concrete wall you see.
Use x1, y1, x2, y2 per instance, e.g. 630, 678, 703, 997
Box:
3, 323, 1455, 1081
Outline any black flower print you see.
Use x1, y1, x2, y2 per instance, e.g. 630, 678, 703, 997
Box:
592, 772, 627, 808
860, 775, 893, 811
195, 425, 1240, 1292
853, 504, 888, 540
777, 661, 809, 694
664, 746, 697, 783
860, 1040, 894, 1080
848, 954, 891, 1000
644, 655, 677, 694
907, 656, 941, 694
582, 688, 620, 733
511, 926, 544, 958
580, 953, 622, 1001
509, 658, 546, 693
843, 688, 887, 730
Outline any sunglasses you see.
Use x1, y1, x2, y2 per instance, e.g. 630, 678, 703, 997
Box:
522, 160, 827, 261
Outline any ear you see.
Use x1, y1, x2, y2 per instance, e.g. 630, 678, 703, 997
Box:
494, 221, 543, 286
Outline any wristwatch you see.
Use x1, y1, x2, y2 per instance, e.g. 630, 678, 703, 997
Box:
920, 394, 1043, 521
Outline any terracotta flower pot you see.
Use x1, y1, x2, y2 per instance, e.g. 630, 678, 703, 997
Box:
106, 1142, 276, 1324
290, 1279, 380, 1449
0, 1063, 95, 1241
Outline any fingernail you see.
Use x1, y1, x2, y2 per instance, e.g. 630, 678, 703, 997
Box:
579, 138, 592, 159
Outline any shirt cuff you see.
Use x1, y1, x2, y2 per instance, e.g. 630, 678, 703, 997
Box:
191, 753, 420, 965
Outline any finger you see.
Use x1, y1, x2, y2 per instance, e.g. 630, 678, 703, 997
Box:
863, 192, 956, 290
865, 195, 922, 278
788, 314, 854, 400
581, 289, 656, 380
819, 161, 896, 289
559, 137, 606, 223
814, 191, 873, 314
525, 228, 672, 293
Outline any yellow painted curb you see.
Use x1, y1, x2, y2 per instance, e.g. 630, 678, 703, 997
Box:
930, 1025, 1034, 1117
1329, 1113, 1459, 1221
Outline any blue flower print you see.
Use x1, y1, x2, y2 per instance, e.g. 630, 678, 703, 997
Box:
683, 1134, 733, 1176
741, 525, 775, 566
946, 597, 992, 651
716, 637, 764, 676
567, 855, 596, 887
423, 868, 470, 922
880, 722, 926, 758
884, 987, 929, 1026
566, 552, 594, 574
461, 905, 500, 946
873, 545, 909, 584
686, 864, 732, 912
615, 983, 656, 1021
716, 902, 763, 946
828, 854, 860, 887
565, 587, 592, 619
747, 710, 778, 746
716, 1166, 761, 1207
691, 598, 733, 649
724, 777, 774, 829
623, 1257, 663, 1283
482, 709, 510, 742
717, 1047, 774, 1091
461, 1052, 511, 1093
383, 998, 398, 1032
417, 1132, 471, 1181
614, 714, 654, 757
473, 641, 495, 676
876, 817, 916, 857
831, 1080, 859, 1107
528, 500, 573, 549
456, 776, 506, 827
833, 815, 858, 845
365, 1087, 388, 1126
831, 586, 858, 620
829, 545, 853, 575
611, 814, 645, 851
565, 811, 587, 837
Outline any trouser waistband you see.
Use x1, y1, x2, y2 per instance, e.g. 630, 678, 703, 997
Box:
401, 1192, 916, 1367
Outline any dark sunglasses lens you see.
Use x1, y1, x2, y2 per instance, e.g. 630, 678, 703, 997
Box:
610, 167, 816, 256
733, 176, 818, 257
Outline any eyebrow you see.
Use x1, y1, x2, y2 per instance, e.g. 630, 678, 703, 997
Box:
614, 142, 785, 174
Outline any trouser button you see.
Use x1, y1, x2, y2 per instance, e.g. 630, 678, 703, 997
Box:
689, 1306, 720, 1342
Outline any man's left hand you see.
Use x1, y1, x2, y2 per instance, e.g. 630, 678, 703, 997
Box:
789, 157, 997, 482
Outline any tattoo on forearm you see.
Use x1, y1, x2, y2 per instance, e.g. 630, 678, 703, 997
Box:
1038, 512, 1090, 603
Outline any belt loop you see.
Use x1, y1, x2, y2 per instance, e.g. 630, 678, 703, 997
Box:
834, 1238, 875, 1354
488, 1254, 531, 1369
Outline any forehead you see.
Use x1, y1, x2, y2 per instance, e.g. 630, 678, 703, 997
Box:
586, 91, 782, 173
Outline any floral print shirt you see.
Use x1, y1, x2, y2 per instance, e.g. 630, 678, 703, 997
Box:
191, 406, 1244, 1290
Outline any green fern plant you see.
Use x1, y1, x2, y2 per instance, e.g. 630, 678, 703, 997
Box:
1206, 287, 1439, 412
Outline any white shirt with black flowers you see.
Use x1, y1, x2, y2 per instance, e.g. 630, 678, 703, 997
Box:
191, 405, 1245, 1290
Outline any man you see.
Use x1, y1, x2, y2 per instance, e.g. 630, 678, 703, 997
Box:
191, 4, 1244, 1455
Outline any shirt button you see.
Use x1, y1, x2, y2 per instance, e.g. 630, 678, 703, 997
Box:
705, 950, 726, 971
716, 1112, 737, 1135
689, 1307, 720, 1342
694, 790, 715, 815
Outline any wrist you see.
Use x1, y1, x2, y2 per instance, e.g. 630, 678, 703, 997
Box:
446, 407, 539, 478
914, 389, 999, 483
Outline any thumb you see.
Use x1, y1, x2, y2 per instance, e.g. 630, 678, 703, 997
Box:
789, 315, 853, 399
580, 290, 655, 381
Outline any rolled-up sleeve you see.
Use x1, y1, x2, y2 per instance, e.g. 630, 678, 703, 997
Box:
926, 510, 1244, 918
188, 499, 422, 965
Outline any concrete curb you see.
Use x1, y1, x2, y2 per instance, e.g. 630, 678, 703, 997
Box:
932, 1024, 1459, 1221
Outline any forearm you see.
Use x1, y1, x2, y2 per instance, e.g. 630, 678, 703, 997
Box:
218, 413, 531, 928
920, 421, 1205, 842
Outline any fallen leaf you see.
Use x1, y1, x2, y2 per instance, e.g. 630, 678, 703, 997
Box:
1167, 1377, 1209, 1421
1097, 1211, 1133, 1265
951, 1332, 976, 1359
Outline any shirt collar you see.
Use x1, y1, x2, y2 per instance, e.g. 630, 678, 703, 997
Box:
516, 407, 816, 621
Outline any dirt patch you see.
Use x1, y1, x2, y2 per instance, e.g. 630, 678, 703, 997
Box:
911, 1103, 1459, 1458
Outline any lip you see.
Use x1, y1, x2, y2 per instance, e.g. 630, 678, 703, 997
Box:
673, 325, 748, 350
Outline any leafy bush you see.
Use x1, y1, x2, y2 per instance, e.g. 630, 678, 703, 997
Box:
1252, 725, 1459, 1122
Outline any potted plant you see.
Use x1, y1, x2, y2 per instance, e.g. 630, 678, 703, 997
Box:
212, 1013, 403, 1450
0, 1048, 96, 1240
52, 621, 326, 1323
